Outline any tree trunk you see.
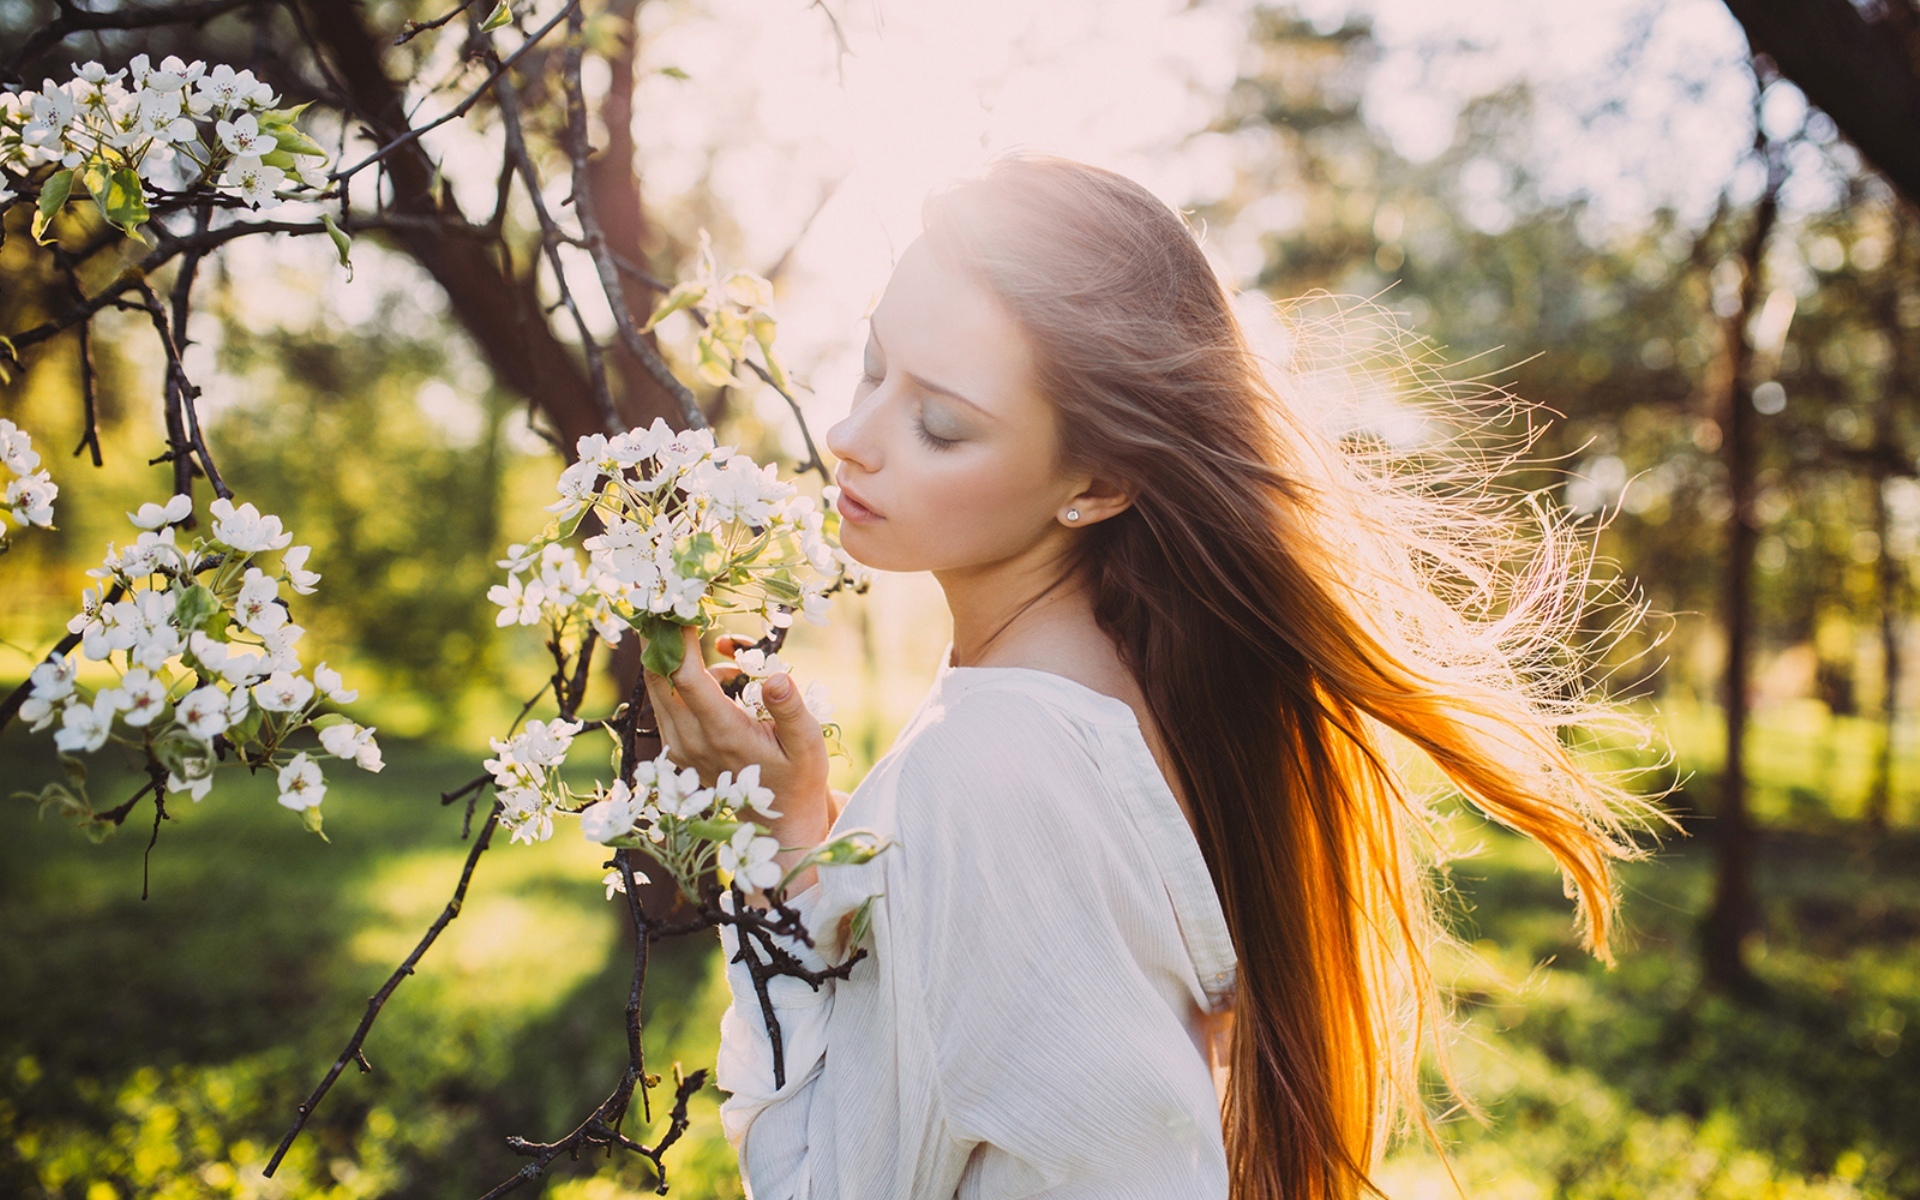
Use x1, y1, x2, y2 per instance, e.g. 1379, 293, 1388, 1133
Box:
1701, 146, 1782, 996
1718, 0, 1920, 208
294, 0, 686, 449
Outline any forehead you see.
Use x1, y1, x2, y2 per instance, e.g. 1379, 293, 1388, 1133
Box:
869, 237, 1043, 423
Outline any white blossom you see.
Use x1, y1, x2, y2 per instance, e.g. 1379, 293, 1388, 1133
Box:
208, 497, 291, 551
175, 684, 231, 741
715, 763, 780, 819
495, 542, 539, 573
718, 824, 783, 891
487, 574, 545, 626
116, 527, 185, 579
0, 419, 41, 475
252, 670, 314, 713
214, 111, 275, 156
7, 470, 57, 528
19, 654, 77, 732
260, 622, 305, 673
318, 721, 383, 772
167, 770, 214, 802
190, 631, 269, 687
281, 544, 320, 594
275, 752, 325, 811
104, 668, 169, 727
579, 781, 640, 844
53, 694, 115, 753
234, 567, 285, 634
312, 661, 358, 703
128, 494, 192, 530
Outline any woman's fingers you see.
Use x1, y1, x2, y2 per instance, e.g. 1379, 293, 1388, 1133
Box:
667, 625, 746, 737
714, 633, 744, 658
759, 672, 822, 760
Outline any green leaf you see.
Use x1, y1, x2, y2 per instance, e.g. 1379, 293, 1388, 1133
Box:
480, 0, 513, 31
172, 582, 218, 632
750, 311, 788, 391
847, 895, 876, 953
309, 712, 352, 732
641, 624, 686, 677
686, 817, 745, 843
657, 65, 691, 80
229, 705, 265, 746
321, 212, 353, 281
643, 280, 706, 332
258, 120, 325, 159
92, 167, 149, 237
261, 101, 315, 126
58, 753, 87, 789
15, 780, 88, 822
694, 332, 735, 388
673, 531, 721, 581
302, 804, 328, 840
32, 168, 72, 245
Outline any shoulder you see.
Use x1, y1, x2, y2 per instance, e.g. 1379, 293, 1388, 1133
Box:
896, 673, 1106, 785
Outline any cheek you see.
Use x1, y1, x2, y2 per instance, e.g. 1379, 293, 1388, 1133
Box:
847, 441, 1060, 571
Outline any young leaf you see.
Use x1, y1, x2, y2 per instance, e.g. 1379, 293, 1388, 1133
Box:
643, 280, 706, 332
320, 212, 353, 280
31, 168, 73, 245
172, 582, 218, 632
480, 0, 513, 31
641, 624, 687, 676
97, 167, 149, 237
258, 119, 325, 159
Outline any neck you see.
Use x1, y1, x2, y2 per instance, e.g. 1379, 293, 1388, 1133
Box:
935, 540, 1101, 670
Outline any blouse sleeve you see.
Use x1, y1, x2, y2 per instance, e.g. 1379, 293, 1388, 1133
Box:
713, 880, 836, 1191
890, 690, 1227, 1197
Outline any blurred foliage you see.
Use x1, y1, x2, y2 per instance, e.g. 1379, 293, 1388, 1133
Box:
0, 736, 745, 1200
1206, 9, 1920, 718
205, 286, 512, 729
3, 728, 1916, 1198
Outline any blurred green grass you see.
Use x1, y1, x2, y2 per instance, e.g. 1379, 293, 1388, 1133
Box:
2, 707, 1917, 1199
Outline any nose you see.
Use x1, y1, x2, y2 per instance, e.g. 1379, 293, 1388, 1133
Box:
825, 388, 880, 476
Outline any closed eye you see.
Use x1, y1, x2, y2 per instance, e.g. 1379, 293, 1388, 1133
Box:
913, 416, 960, 451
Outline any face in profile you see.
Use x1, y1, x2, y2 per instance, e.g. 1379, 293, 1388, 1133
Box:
825, 237, 1084, 577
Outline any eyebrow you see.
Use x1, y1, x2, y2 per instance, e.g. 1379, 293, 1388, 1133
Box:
868, 318, 997, 422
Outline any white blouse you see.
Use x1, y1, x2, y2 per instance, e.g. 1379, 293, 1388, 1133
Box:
713, 656, 1241, 1199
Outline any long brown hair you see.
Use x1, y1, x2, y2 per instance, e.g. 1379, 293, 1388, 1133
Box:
921, 154, 1664, 1199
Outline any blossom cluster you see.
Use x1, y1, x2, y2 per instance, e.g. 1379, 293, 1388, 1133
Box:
0, 419, 56, 545
643, 230, 791, 391
0, 56, 329, 237
489, 419, 867, 678
485, 730, 882, 903
16, 493, 377, 830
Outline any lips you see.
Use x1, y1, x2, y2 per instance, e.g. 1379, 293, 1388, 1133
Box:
836, 478, 884, 523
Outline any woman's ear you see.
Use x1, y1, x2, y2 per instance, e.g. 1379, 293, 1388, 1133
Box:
1059, 475, 1133, 528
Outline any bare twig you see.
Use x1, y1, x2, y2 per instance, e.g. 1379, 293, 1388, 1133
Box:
265, 801, 505, 1177
490, 35, 621, 435
325, 0, 582, 185
556, 17, 704, 430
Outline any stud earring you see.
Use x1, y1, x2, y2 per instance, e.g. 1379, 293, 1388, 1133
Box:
1066, 508, 1080, 522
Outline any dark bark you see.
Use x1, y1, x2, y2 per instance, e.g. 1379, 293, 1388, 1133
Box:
1719, 0, 1920, 207
1701, 132, 1785, 997
292, 0, 683, 448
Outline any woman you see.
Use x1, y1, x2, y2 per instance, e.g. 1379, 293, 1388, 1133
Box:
643, 153, 1656, 1199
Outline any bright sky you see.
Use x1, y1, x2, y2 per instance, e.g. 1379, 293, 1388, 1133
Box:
203, 0, 1762, 457
616, 0, 1757, 453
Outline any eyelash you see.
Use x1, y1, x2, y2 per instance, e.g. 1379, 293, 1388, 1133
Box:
862, 367, 960, 451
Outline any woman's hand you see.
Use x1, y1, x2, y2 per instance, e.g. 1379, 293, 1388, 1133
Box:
642, 625, 834, 895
